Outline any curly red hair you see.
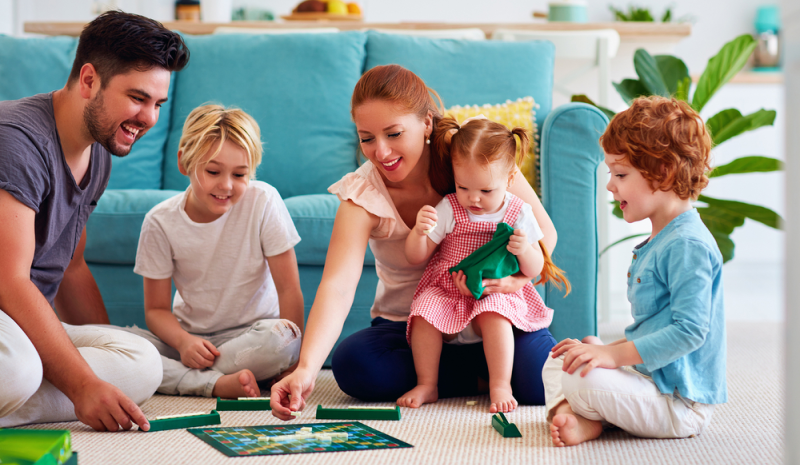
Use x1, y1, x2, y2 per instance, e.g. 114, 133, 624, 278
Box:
600, 96, 712, 200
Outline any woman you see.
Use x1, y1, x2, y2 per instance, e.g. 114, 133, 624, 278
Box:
271, 64, 558, 420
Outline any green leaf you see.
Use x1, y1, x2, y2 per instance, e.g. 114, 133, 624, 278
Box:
698, 195, 783, 229
661, 7, 672, 23
709, 230, 735, 263
696, 205, 745, 235
708, 156, 784, 178
675, 76, 691, 102
599, 233, 650, 257
706, 108, 776, 145
654, 55, 689, 95
692, 34, 757, 112
611, 200, 624, 219
613, 79, 650, 104
697, 206, 745, 262
634, 49, 671, 97
570, 94, 617, 120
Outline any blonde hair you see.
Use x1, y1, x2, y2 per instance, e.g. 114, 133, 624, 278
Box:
178, 104, 263, 178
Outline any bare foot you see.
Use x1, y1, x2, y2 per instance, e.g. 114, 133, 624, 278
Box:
581, 336, 604, 345
488, 384, 517, 413
397, 384, 438, 408
550, 412, 603, 446
212, 369, 260, 399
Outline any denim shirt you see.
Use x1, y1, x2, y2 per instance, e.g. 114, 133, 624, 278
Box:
625, 209, 727, 404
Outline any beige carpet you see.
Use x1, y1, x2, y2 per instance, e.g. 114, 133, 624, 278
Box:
20, 321, 783, 465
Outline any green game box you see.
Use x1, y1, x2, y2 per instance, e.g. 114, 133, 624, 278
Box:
0, 429, 74, 465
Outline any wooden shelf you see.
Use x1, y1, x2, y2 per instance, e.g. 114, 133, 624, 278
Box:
24, 21, 691, 39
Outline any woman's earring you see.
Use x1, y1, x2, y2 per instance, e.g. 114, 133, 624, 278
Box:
425, 137, 431, 145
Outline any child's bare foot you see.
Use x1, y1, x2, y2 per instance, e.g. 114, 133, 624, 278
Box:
550, 411, 603, 446
488, 384, 517, 413
581, 336, 604, 345
212, 369, 260, 399
397, 384, 438, 408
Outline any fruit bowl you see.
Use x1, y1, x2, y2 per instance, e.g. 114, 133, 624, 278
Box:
281, 12, 363, 21
284, 0, 363, 21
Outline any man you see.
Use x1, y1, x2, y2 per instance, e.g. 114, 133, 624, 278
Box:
0, 11, 189, 431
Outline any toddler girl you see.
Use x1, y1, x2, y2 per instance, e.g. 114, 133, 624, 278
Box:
126, 104, 304, 399
400, 115, 569, 413
545, 96, 726, 446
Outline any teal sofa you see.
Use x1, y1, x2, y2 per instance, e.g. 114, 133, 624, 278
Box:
0, 30, 607, 366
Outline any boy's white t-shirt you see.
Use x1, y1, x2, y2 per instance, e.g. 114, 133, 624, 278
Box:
134, 180, 300, 334
427, 192, 544, 245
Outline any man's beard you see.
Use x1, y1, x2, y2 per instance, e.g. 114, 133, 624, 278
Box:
84, 91, 141, 157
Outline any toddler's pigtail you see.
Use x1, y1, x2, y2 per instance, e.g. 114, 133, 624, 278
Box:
510, 127, 530, 167
430, 116, 462, 195
535, 241, 571, 296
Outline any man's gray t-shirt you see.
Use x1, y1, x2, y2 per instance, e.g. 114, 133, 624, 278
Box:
0, 93, 111, 305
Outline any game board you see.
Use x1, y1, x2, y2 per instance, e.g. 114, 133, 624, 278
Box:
189, 422, 412, 457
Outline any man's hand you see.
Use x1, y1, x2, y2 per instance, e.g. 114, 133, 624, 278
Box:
177, 335, 219, 369
72, 378, 150, 432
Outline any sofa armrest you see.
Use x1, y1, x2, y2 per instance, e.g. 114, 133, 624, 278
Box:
539, 102, 609, 341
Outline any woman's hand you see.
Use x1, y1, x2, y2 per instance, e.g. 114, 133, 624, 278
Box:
414, 205, 438, 236
481, 273, 532, 296
450, 271, 532, 297
270, 367, 317, 421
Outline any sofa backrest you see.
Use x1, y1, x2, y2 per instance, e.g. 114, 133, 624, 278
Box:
364, 31, 554, 130
160, 32, 367, 198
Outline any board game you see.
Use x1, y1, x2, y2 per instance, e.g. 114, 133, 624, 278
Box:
189, 422, 412, 457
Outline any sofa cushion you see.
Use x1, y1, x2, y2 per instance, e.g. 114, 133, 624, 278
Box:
285, 193, 375, 266
85, 189, 182, 265
162, 32, 367, 198
86, 189, 374, 267
0, 35, 174, 191
364, 31, 554, 130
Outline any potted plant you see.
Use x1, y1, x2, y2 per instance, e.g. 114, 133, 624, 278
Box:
574, 34, 782, 262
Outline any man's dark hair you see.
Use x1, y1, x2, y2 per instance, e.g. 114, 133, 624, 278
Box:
68, 11, 189, 87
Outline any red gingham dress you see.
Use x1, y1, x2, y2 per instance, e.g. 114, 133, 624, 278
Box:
407, 193, 553, 343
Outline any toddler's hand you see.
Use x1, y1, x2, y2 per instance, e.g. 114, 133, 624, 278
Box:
507, 229, 528, 256
178, 335, 220, 369
414, 205, 438, 236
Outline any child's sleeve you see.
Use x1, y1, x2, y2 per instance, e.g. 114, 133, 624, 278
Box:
259, 185, 301, 257
632, 239, 717, 372
133, 213, 174, 280
513, 202, 545, 244
426, 197, 456, 245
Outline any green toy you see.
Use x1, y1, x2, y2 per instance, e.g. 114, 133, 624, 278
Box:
492, 412, 522, 438
0, 429, 73, 465
449, 222, 519, 299
145, 410, 222, 432
216, 397, 272, 411
315, 405, 402, 421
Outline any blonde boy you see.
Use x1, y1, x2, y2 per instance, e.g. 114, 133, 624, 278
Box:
126, 105, 303, 398
544, 96, 726, 446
